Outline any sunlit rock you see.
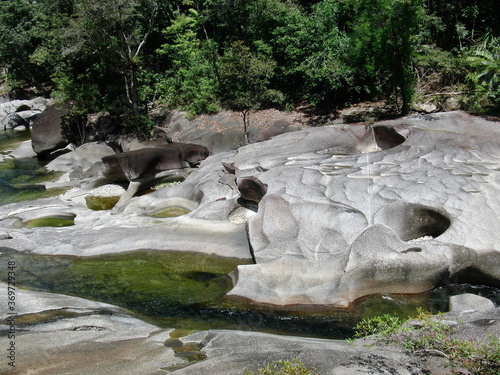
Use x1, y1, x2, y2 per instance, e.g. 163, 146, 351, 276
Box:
2, 111, 500, 308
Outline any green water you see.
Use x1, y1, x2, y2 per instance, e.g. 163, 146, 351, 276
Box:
0, 128, 31, 152
0, 129, 65, 205
2, 246, 499, 338
0, 248, 358, 337
1, 129, 499, 339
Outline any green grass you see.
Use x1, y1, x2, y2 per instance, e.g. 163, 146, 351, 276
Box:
244, 359, 319, 375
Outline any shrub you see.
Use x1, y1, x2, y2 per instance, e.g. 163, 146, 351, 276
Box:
352, 309, 500, 374
243, 358, 319, 375
465, 33, 500, 114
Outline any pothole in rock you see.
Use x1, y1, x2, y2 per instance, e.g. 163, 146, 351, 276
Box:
374, 203, 451, 241
149, 206, 192, 218
228, 206, 257, 224
23, 214, 76, 228
373, 125, 406, 150
85, 184, 126, 211
85, 195, 121, 211
146, 198, 200, 218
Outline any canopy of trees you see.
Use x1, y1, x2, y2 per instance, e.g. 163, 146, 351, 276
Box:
1, 0, 498, 133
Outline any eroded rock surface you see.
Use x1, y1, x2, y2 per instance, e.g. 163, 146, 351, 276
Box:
223, 112, 500, 306
162, 305, 500, 375
0, 283, 177, 375
1, 111, 500, 308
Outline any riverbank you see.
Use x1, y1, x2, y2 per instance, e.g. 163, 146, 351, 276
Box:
1, 108, 500, 373
2, 282, 499, 374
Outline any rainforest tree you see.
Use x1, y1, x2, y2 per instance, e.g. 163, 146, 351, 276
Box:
1, 0, 498, 134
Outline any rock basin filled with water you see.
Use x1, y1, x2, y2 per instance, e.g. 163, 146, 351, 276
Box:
1, 111, 500, 374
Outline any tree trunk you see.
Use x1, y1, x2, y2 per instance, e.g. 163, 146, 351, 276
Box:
242, 109, 250, 144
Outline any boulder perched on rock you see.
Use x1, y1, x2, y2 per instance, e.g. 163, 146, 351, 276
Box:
2, 111, 500, 310
101, 143, 209, 181
98, 143, 209, 203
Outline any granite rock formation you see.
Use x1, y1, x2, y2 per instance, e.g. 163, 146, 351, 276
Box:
1, 111, 500, 308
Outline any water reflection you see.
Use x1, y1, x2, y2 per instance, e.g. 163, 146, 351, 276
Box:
0, 130, 66, 205
1, 247, 498, 339
0, 248, 356, 338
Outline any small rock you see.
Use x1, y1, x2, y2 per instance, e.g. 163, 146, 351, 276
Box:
11, 140, 37, 159
412, 102, 438, 113
444, 97, 461, 111
449, 293, 495, 313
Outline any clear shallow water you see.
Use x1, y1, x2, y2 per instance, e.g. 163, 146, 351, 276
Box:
0, 129, 62, 205
1, 129, 499, 339
0, 248, 358, 338
0, 128, 31, 152
2, 245, 499, 339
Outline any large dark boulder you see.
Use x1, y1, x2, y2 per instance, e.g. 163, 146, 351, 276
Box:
98, 143, 209, 204
101, 143, 209, 182
31, 103, 70, 157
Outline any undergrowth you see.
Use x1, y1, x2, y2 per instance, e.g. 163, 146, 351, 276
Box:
243, 358, 319, 375
352, 308, 500, 374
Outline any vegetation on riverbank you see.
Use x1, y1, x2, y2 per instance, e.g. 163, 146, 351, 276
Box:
244, 358, 319, 375
352, 309, 500, 374
0, 0, 498, 135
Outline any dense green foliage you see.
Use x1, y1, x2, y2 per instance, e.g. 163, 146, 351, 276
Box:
1, 0, 498, 132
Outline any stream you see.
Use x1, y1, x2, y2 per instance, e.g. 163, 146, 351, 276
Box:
1, 128, 500, 340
